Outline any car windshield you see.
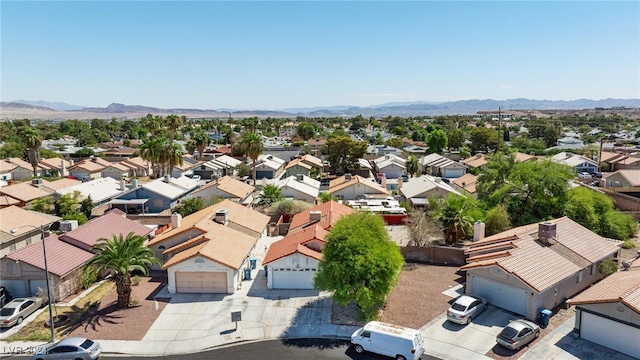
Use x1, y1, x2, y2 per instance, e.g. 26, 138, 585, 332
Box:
413, 333, 423, 347
500, 326, 518, 339
79, 339, 94, 349
451, 303, 467, 311
0, 307, 16, 316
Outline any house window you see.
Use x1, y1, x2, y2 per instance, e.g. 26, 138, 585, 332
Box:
577, 271, 583, 283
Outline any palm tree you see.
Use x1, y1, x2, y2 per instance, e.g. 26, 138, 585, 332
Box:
406, 154, 419, 177
240, 131, 264, 188
435, 195, 475, 245
166, 114, 184, 149
258, 184, 284, 206
192, 130, 209, 160
84, 232, 160, 308
139, 137, 164, 177
167, 142, 185, 177
20, 127, 42, 177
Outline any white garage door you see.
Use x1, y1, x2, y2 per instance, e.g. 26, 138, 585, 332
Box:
444, 168, 465, 178
175, 272, 227, 293
272, 268, 316, 289
581, 311, 640, 359
0, 280, 27, 298
471, 276, 528, 315
29, 280, 48, 297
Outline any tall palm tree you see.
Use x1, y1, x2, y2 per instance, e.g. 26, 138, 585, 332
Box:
166, 114, 184, 149
20, 127, 42, 177
140, 114, 162, 138
240, 131, 264, 188
84, 232, 160, 308
192, 130, 209, 160
406, 154, 419, 177
167, 142, 185, 177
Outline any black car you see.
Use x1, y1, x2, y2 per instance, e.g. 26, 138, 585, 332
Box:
0, 287, 12, 308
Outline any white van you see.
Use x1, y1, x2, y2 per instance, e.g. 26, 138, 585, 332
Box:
351, 321, 424, 360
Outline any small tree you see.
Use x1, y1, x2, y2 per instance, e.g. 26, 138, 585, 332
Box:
406, 210, 440, 246
314, 212, 404, 320
318, 192, 333, 203
598, 258, 618, 277
32, 196, 55, 214
235, 163, 251, 178
484, 204, 512, 236
173, 197, 205, 217
80, 195, 94, 220
433, 194, 477, 245
406, 154, 419, 177
258, 184, 284, 206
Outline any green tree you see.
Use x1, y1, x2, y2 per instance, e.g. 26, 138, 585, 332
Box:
318, 192, 333, 203
0, 141, 26, 159
384, 137, 404, 149
75, 147, 95, 158
80, 195, 94, 220
192, 130, 209, 160
314, 212, 404, 320
240, 131, 264, 188
20, 127, 43, 177
406, 154, 419, 177
173, 197, 205, 217
326, 136, 367, 173
469, 127, 501, 154
32, 196, 55, 214
63, 212, 89, 225
235, 163, 251, 177
258, 184, 284, 206
433, 194, 477, 245
84, 232, 161, 308
484, 204, 512, 236
426, 129, 448, 154
447, 129, 465, 150
54, 191, 82, 217
296, 122, 317, 141
476, 152, 516, 201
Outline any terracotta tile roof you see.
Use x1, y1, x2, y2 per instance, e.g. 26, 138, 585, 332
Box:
462, 154, 487, 168
1, 158, 41, 171
599, 151, 626, 163
285, 158, 312, 170
6, 235, 94, 277
329, 174, 389, 195
514, 152, 536, 162
0, 195, 20, 207
147, 199, 269, 246
193, 176, 254, 199
38, 158, 72, 170
41, 178, 81, 191
121, 157, 149, 169
69, 159, 106, 173
162, 220, 258, 270
0, 181, 54, 202
0, 160, 18, 172
569, 270, 640, 313
451, 173, 477, 194
263, 225, 327, 264
300, 154, 324, 168
0, 206, 62, 240
615, 170, 640, 186
463, 217, 621, 292
102, 162, 130, 172
59, 210, 154, 250
289, 201, 354, 231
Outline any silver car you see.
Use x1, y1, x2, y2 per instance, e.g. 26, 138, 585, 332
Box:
496, 319, 541, 350
447, 295, 488, 324
0, 297, 43, 328
31, 338, 102, 360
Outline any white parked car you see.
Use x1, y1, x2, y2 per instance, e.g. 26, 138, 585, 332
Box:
447, 295, 488, 325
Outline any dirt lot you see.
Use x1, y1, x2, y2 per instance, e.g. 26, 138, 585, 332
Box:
64, 274, 168, 340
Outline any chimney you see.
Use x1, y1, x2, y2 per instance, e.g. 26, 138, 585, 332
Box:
473, 221, 485, 242
214, 209, 229, 225
164, 174, 171, 183
310, 210, 322, 222
171, 213, 182, 229
61, 159, 67, 176
397, 177, 403, 188
119, 179, 125, 191
538, 221, 557, 245
131, 178, 138, 188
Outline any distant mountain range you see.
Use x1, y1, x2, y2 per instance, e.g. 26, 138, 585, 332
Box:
2, 98, 640, 120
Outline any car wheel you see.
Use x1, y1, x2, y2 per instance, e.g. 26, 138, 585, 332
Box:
354, 344, 364, 353
535, 331, 540, 338
16, 317, 23, 325
484, 303, 489, 310
467, 316, 472, 324
396, 356, 407, 360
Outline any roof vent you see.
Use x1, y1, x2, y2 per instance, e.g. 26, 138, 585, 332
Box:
296, 174, 304, 181
345, 174, 352, 181
473, 221, 485, 242
310, 210, 322, 222
538, 221, 557, 245
214, 209, 229, 225
32, 178, 43, 188
60, 220, 79, 232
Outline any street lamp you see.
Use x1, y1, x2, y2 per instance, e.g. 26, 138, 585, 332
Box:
9, 224, 56, 342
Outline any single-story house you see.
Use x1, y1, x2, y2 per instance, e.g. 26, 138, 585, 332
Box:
276, 175, 320, 203
0, 179, 56, 207
195, 155, 243, 179
328, 174, 388, 200
146, 200, 270, 294
0, 158, 44, 180
115, 175, 200, 213
420, 153, 467, 178
263, 201, 354, 289
58, 209, 155, 252
372, 154, 406, 180
398, 175, 462, 208
461, 154, 487, 169
567, 265, 640, 359
284, 158, 313, 178
68, 157, 109, 180
602, 169, 640, 189
171, 155, 202, 178
101, 162, 130, 180
120, 157, 152, 178
253, 154, 286, 180
463, 217, 622, 321
0, 206, 62, 256
550, 152, 598, 174
189, 175, 254, 204
38, 158, 73, 177
0, 234, 94, 300
57, 177, 132, 208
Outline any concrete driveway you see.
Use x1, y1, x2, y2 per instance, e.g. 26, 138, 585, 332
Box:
421, 306, 523, 360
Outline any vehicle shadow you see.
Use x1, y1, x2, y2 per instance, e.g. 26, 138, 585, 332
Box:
246, 270, 321, 299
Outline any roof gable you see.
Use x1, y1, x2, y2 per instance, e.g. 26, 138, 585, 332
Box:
5, 235, 94, 277
289, 201, 354, 231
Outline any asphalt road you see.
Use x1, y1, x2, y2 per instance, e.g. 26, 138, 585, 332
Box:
4, 339, 441, 360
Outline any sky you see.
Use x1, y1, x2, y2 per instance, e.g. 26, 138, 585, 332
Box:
2, 1, 639, 110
